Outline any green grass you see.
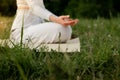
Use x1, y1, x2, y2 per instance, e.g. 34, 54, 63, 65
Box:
0, 16, 120, 80
0, 16, 13, 39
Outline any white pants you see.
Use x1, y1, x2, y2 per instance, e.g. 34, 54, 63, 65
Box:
10, 22, 72, 47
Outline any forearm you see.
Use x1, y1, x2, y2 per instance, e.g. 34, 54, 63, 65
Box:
49, 15, 59, 23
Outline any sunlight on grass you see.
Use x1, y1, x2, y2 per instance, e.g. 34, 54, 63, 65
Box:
0, 16, 13, 39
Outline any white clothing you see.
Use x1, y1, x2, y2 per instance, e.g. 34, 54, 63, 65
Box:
10, 0, 72, 47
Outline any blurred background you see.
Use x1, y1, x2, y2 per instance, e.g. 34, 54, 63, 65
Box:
0, 0, 120, 18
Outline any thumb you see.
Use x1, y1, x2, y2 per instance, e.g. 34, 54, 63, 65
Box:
60, 15, 70, 19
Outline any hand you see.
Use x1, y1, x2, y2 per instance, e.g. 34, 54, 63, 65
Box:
50, 15, 79, 26
57, 15, 79, 26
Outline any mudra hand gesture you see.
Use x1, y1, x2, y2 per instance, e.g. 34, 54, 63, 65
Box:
50, 15, 79, 26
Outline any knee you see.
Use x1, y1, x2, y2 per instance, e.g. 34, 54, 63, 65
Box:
52, 22, 70, 32
52, 23, 72, 41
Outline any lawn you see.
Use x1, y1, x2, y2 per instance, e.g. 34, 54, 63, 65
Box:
0, 16, 120, 80
0, 16, 13, 39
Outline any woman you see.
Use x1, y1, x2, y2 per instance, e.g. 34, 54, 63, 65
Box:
10, 0, 78, 48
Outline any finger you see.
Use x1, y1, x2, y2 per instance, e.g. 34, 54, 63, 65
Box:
70, 19, 79, 25
63, 20, 75, 26
60, 15, 70, 19
64, 18, 73, 21
74, 19, 79, 23
64, 19, 79, 26
73, 19, 79, 24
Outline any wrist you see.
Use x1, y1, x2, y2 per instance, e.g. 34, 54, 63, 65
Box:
49, 15, 58, 22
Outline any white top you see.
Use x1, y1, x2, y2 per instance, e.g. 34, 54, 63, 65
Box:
10, 0, 72, 46
11, 0, 56, 30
